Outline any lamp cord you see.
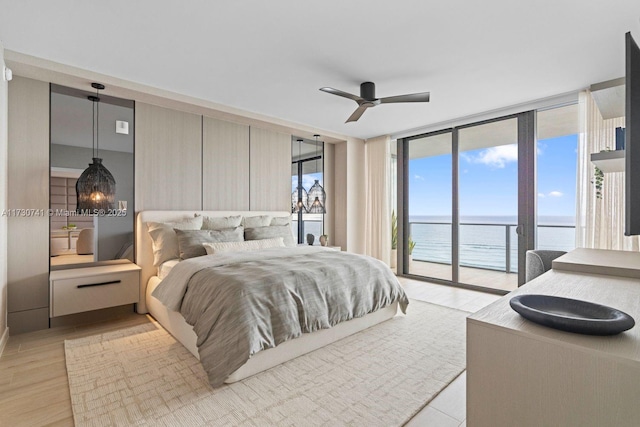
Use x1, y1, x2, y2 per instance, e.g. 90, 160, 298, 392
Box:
92, 97, 96, 158
314, 136, 319, 180
96, 87, 100, 157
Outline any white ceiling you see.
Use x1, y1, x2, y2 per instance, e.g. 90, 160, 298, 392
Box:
1, 1, 640, 140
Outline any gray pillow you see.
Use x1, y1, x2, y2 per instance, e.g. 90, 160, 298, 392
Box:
175, 227, 244, 260
245, 225, 296, 247
147, 216, 204, 266
198, 214, 243, 230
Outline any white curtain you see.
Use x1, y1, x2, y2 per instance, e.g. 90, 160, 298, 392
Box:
364, 135, 391, 264
576, 90, 639, 250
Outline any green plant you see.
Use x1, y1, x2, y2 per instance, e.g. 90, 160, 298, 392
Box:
592, 166, 604, 199
391, 210, 397, 250
408, 236, 416, 256
591, 147, 613, 199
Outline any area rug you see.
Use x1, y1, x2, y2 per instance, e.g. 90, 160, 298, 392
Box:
65, 300, 468, 426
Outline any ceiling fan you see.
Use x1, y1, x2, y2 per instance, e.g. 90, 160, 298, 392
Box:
319, 81, 430, 123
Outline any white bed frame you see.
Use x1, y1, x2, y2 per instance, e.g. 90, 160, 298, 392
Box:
136, 210, 398, 383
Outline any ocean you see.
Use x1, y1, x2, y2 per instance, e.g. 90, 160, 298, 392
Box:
409, 215, 576, 273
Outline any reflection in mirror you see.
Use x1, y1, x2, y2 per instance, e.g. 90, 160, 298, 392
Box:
49, 84, 135, 269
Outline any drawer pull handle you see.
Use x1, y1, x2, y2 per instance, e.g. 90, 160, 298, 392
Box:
77, 280, 121, 289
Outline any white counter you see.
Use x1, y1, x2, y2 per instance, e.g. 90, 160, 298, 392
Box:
467, 248, 640, 427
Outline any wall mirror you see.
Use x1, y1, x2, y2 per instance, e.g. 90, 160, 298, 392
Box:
49, 84, 135, 270
291, 136, 324, 244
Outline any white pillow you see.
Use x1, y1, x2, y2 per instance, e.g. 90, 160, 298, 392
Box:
203, 237, 285, 254
147, 216, 203, 266
197, 214, 243, 230
244, 215, 272, 228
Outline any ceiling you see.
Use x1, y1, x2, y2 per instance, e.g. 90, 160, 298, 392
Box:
1, 1, 640, 140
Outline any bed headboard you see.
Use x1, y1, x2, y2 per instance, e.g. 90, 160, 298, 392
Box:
135, 210, 291, 313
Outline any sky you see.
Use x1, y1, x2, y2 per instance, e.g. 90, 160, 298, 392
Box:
409, 134, 578, 219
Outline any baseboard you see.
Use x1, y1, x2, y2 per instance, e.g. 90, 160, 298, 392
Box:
0, 327, 9, 358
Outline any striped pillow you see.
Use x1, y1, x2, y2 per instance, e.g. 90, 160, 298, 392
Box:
203, 237, 285, 255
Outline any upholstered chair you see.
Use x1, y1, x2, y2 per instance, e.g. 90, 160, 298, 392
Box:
525, 250, 567, 283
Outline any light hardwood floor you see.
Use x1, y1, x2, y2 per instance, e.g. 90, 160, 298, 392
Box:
0, 278, 500, 427
0, 313, 151, 426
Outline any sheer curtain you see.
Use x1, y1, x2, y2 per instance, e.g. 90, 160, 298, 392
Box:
576, 90, 639, 250
364, 135, 391, 265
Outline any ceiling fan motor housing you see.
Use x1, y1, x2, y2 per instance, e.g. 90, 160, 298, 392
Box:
360, 82, 376, 100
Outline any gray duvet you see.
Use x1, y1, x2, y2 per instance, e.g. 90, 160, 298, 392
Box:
152, 246, 409, 387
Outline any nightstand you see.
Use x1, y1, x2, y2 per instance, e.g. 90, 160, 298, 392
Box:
49, 263, 141, 317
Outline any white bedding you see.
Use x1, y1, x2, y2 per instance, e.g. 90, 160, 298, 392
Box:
157, 259, 179, 280
146, 275, 400, 383
136, 210, 402, 384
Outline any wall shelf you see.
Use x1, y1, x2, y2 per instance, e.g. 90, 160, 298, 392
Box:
591, 150, 625, 173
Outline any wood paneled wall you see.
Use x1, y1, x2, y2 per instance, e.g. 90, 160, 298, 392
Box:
7, 76, 50, 333
0, 43, 8, 341
249, 127, 291, 211
135, 103, 203, 211
135, 102, 291, 213
202, 117, 250, 210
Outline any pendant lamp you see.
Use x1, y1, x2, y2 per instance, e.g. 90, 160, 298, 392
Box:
292, 139, 308, 213
76, 83, 116, 213
307, 135, 326, 214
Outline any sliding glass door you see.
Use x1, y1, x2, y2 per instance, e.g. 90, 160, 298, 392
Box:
536, 104, 579, 254
458, 118, 519, 291
407, 131, 453, 281
401, 113, 535, 293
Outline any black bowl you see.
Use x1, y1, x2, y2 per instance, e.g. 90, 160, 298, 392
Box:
509, 294, 635, 335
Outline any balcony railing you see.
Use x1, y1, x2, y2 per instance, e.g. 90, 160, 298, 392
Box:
409, 221, 576, 274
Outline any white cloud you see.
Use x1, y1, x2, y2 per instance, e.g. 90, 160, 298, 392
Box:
466, 144, 518, 168
537, 142, 546, 156
538, 193, 545, 198
548, 191, 563, 197
301, 175, 319, 190
414, 174, 424, 181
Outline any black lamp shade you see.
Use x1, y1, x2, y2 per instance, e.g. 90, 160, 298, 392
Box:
76, 157, 116, 212
291, 186, 309, 213
307, 180, 326, 214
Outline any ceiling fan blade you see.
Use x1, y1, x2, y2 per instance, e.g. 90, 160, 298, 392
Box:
346, 104, 369, 123
320, 87, 364, 103
379, 92, 430, 104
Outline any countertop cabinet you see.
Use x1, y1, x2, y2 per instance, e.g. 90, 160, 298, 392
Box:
467, 249, 640, 427
50, 263, 141, 318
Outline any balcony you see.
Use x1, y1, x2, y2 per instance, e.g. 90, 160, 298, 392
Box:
407, 221, 576, 292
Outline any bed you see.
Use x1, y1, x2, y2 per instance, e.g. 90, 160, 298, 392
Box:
136, 210, 408, 386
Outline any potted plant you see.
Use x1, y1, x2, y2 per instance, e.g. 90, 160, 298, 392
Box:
408, 236, 416, 262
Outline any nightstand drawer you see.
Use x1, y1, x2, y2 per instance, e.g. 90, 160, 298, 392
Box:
51, 270, 139, 317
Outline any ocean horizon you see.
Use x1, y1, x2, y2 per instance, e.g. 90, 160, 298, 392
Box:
409, 215, 575, 226
409, 215, 576, 273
